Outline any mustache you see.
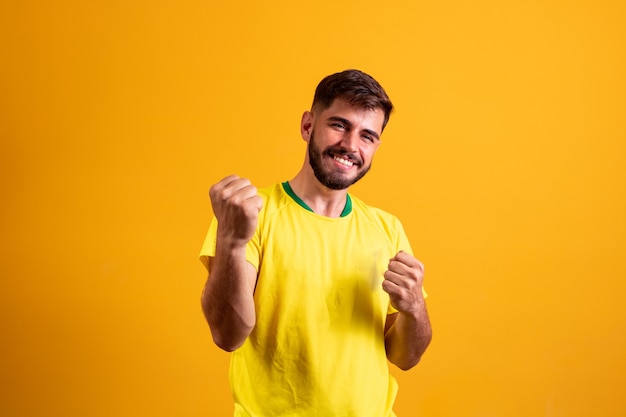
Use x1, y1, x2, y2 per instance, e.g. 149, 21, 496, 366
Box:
323, 147, 363, 167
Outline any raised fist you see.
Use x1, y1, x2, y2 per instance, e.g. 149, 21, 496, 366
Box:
209, 175, 263, 247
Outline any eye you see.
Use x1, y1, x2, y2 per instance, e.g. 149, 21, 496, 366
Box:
362, 134, 376, 143
331, 122, 346, 130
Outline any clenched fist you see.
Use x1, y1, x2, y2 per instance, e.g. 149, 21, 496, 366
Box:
382, 251, 426, 315
209, 175, 263, 248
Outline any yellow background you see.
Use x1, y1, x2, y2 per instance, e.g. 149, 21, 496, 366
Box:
2, 1, 625, 416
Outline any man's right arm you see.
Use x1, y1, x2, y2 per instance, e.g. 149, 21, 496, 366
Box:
200, 175, 263, 352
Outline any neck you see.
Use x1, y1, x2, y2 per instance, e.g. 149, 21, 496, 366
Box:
289, 169, 349, 218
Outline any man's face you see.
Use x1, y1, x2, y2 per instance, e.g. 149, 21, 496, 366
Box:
305, 99, 384, 190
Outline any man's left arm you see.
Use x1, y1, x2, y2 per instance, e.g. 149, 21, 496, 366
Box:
383, 250, 433, 370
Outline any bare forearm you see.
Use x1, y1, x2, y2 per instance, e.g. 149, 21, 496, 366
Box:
202, 175, 262, 351
385, 308, 432, 370
201, 245, 256, 351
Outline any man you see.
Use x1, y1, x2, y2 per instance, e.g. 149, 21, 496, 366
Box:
200, 69, 432, 416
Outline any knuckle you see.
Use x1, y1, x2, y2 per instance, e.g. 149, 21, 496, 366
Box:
237, 178, 251, 188
209, 183, 219, 197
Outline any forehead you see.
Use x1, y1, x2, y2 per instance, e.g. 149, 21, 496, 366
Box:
318, 99, 385, 133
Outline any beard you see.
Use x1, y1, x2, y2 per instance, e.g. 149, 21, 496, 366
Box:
307, 130, 371, 190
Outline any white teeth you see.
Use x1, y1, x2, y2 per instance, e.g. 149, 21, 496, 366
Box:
333, 156, 354, 167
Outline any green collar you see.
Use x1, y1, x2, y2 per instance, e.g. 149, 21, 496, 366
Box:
282, 182, 352, 217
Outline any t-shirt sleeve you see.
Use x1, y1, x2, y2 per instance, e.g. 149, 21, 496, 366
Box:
199, 217, 261, 273
198, 217, 218, 271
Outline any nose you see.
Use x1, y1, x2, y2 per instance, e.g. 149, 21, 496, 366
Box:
340, 131, 359, 152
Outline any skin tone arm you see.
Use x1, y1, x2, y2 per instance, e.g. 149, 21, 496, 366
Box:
200, 175, 262, 352
383, 251, 433, 370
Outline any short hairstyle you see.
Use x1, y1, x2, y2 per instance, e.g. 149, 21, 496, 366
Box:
311, 69, 394, 131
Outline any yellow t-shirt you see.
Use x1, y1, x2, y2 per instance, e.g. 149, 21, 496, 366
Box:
200, 183, 415, 417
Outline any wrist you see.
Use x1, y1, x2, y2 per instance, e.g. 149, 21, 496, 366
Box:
399, 301, 427, 321
215, 234, 249, 257
216, 226, 251, 250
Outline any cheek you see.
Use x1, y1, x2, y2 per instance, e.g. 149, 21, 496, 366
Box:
361, 145, 378, 161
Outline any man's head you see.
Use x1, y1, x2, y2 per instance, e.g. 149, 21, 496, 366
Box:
300, 70, 392, 191
311, 69, 393, 132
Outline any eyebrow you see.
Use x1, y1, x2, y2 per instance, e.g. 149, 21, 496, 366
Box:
327, 116, 381, 141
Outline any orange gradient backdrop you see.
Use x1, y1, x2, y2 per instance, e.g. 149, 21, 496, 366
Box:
1, 1, 625, 416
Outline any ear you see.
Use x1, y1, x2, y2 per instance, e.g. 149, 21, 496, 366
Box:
300, 111, 313, 142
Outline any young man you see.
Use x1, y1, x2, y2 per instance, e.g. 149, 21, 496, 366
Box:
200, 69, 432, 416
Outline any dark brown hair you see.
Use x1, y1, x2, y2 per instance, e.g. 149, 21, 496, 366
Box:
311, 69, 394, 131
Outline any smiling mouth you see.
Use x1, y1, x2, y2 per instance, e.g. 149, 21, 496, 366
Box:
325, 148, 361, 168
333, 155, 355, 167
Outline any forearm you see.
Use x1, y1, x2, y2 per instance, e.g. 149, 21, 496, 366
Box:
201, 243, 256, 352
385, 306, 432, 370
